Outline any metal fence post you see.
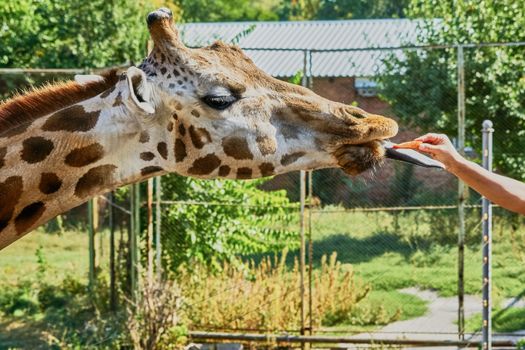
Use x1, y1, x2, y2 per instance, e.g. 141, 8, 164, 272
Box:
147, 179, 154, 286
88, 199, 96, 292
299, 170, 306, 344
306, 50, 314, 339
481, 120, 494, 350
155, 176, 163, 280
298, 49, 311, 348
129, 183, 140, 299
109, 192, 117, 310
457, 44, 467, 339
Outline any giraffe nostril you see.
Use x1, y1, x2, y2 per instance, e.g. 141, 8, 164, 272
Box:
335, 106, 368, 121
351, 111, 367, 119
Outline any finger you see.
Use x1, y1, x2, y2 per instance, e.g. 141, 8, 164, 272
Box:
415, 133, 446, 145
414, 133, 432, 141
418, 143, 442, 153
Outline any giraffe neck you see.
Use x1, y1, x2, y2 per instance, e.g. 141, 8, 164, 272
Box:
0, 75, 172, 249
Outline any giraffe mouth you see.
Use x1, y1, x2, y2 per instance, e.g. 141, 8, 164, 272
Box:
335, 140, 444, 176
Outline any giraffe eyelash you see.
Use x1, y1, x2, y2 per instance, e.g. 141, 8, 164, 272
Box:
202, 95, 237, 110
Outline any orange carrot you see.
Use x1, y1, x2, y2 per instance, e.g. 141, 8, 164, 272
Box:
393, 140, 423, 150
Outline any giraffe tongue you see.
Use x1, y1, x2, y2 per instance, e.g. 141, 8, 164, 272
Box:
382, 141, 445, 169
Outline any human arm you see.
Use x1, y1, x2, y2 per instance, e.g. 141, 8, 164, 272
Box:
415, 133, 525, 215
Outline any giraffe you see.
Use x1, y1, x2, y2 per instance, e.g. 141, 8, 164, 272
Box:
0, 8, 434, 250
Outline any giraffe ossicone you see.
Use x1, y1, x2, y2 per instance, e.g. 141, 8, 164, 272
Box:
1, 7, 428, 249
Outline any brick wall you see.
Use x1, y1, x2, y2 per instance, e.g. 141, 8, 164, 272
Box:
312, 77, 390, 117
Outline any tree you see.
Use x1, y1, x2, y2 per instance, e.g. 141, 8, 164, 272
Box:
378, 0, 525, 180
277, 0, 409, 21
173, 0, 279, 22
0, 0, 152, 69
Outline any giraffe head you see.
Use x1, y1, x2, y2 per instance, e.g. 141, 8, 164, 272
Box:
137, 8, 400, 180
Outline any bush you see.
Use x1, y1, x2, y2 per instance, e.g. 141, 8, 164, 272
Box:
159, 175, 299, 271
177, 250, 407, 330
0, 280, 40, 316
126, 279, 187, 350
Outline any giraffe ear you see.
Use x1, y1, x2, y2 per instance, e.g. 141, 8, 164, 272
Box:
126, 67, 155, 114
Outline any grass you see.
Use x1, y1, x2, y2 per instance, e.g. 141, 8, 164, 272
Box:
307, 209, 525, 298
0, 229, 92, 288
465, 308, 525, 333
320, 290, 427, 333
1, 208, 524, 347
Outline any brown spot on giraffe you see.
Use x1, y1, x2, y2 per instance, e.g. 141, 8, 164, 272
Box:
178, 123, 186, 137
191, 110, 200, 118
42, 105, 101, 132
174, 139, 187, 162
0, 123, 30, 139
0, 176, 23, 232
166, 121, 174, 132
100, 84, 117, 99
139, 131, 150, 143
113, 92, 124, 107
218, 165, 231, 177
280, 123, 301, 140
189, 126, 212, 149
65, 143, 104, 167
141, 166, 164, 176
39, 173, 63, 195
281, 152, 306, 166
236, 167, 253, 179
0, 70, 118, 139
188, 154, 221, 175
140, 152, 155, 161
75, 164, 117, 198
21, 137, 54, 164
15, 202, 46, 234
157, 142, 168, 160
222, 136, 254, 160
256, 135, 277, 156
259, 163, 275, 177
0, 147, 6, 169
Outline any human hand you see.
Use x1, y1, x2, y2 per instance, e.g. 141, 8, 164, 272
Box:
415, 133, 463, 170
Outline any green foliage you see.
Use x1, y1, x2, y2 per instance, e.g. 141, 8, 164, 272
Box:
174, 0, 279, 22
159, 175, 298, 271
0, 0, 151, 69
277, 0, 409, 20
379, 0, 525, 180
174, 0, 409, 22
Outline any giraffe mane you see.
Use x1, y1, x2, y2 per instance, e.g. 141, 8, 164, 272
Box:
0, 69, 119, 134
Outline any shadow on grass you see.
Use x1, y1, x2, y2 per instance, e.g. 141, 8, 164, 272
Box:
0, 317, 50, 349
244, 231, 433, 267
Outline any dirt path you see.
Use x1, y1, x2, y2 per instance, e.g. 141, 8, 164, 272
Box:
345, 288, 525, 349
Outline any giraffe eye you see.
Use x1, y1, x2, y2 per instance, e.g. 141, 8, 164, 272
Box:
202, 95, 237, 110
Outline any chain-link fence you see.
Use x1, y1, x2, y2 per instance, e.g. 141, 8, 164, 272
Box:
1, 37, 524, 347
149, 42, 524, 345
